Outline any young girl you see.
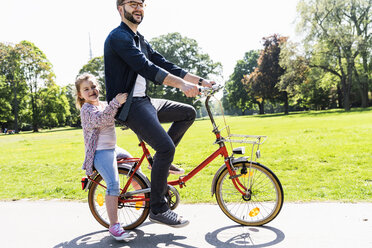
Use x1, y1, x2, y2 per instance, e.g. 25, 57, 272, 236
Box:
75, 73, 130, 240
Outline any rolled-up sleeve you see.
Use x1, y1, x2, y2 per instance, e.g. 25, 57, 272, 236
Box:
109, 31, 168, 85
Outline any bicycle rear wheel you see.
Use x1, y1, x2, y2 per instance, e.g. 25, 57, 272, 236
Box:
88, 168, 150, 230
215, 161, 283, 226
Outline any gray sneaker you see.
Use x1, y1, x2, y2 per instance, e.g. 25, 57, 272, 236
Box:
149, 209, 189, 228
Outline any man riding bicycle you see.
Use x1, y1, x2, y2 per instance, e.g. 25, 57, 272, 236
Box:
104, 0, 215, 227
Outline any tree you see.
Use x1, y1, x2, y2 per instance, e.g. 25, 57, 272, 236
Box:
1, 41, 70, 131
243, 34, 288, 114
279, 41, 305, 97
149, 32, 222, 107
279, 40, 314, 109
223, 50, 259, 115
0, 42, 28, 132
65, 83, 81, 127
18, 41, 55, 132
281, 40, 345, 110
0, 75, 12, 126
39, 82, 70, 128
297, 0, 372, 110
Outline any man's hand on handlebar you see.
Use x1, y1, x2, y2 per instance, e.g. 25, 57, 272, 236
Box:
181, 81, 200, 97
200, 79, 216, 88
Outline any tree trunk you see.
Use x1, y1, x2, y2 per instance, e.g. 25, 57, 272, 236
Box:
336, 85, 343, 108
31, 79, 39, 132
344, 57, 353, 111
355, 69, 369, 108
360, 82, 369, 108
12, 78, 19, 133
31, 92, 39, 132
283, 91, 289, 115
258, 101, 265, 114
360, 51, 369, 108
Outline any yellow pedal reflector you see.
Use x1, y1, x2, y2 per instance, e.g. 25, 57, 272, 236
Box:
97, 193, 104, 206
242, 171, 254, 178
249, 207, 260, 217
135, 201, 143, 210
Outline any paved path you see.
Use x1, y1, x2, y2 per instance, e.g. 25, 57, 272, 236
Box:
1, 200, 371, 248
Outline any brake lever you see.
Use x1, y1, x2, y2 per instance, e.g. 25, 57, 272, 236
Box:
194, 84, 223, 104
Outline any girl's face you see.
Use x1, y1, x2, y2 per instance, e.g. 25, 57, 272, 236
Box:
78, 80, 99, 105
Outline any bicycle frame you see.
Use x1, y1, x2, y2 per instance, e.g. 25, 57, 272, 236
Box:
87, 87, 249, 204
85, 85, 283, 228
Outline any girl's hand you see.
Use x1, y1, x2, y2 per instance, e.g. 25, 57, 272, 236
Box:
115, 93, 128, 105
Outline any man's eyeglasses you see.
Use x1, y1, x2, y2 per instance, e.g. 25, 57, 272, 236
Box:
121, 1, 146, 9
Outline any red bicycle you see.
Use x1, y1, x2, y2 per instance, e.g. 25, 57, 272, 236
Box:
82, 85, 283, 230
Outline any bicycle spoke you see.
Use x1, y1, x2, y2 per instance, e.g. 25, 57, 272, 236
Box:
88, 168, 150, 229
216, 162, 283, 226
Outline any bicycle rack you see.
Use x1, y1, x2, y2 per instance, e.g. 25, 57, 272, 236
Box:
225, 134, 267, 162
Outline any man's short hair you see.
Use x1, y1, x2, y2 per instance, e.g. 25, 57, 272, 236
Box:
116, 0, 144, 7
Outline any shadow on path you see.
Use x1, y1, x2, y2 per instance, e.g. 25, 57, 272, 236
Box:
205, 225, 285, 248
53, 224, 284, 248
53, 229, 196, 248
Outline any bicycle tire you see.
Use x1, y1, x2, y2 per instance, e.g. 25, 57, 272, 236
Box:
215, 161, 283, 226
88, 168, 150, 230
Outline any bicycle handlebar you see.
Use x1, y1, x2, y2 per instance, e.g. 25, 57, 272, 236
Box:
198, 84, 223, 97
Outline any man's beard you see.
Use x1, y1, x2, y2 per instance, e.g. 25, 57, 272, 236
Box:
124, 8, 143, 24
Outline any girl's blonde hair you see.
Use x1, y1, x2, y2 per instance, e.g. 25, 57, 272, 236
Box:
75, 73, 100, 109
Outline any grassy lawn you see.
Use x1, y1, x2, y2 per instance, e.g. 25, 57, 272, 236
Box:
1, 107, 371, 203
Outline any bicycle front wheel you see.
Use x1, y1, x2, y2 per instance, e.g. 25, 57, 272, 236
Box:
88, 168, 150, 230
215, 161, 283, 226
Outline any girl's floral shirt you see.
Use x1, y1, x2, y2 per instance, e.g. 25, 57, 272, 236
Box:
80, 98, 121, 176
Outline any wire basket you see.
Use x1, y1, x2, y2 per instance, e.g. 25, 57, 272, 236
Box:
225, 133, 267, 162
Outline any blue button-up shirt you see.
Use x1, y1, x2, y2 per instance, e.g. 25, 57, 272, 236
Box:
104, 22, 187, 105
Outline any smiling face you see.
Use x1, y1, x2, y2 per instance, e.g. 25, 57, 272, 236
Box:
78, 80, 100, 105
119, 1, 144, 25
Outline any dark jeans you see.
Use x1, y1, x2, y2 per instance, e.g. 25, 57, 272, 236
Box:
124, 96, 196, 214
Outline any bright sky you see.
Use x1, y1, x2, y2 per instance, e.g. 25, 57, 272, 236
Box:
0, 0, 300, 86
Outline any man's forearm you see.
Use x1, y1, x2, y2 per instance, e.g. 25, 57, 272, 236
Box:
163, 73, 185, 89
163, 73, 199, 97
183, 73, 200, 85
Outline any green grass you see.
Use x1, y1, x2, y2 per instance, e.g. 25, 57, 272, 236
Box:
1, 108, 372, 202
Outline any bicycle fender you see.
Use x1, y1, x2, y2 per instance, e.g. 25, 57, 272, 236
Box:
210, 157, 250, 196
86, 164, 151, 190
118, 164, 151, 188
84, 171, 98, 191
210, 164, 227, 196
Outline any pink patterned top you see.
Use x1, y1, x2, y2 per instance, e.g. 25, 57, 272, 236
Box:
80, 98, 121, 176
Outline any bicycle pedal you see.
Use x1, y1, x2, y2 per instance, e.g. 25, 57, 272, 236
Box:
229, 174, 242, 179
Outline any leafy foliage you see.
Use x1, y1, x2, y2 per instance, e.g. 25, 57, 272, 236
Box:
222, 50, 259, 115
297, 0, 372, 110
243, 34, 288, 114
39, 83, 70, 128
149, 32, 222, 107
0, 41, 70, 131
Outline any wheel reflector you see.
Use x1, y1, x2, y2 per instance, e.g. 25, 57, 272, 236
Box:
135, 201, 143, 210
249, 207, 260, 217
97, 193, 104, 206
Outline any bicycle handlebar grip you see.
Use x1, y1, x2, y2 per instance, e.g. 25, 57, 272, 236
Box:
198, 84, 223, 96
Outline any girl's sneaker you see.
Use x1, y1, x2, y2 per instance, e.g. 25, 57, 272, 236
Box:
109, 223, 130, 240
